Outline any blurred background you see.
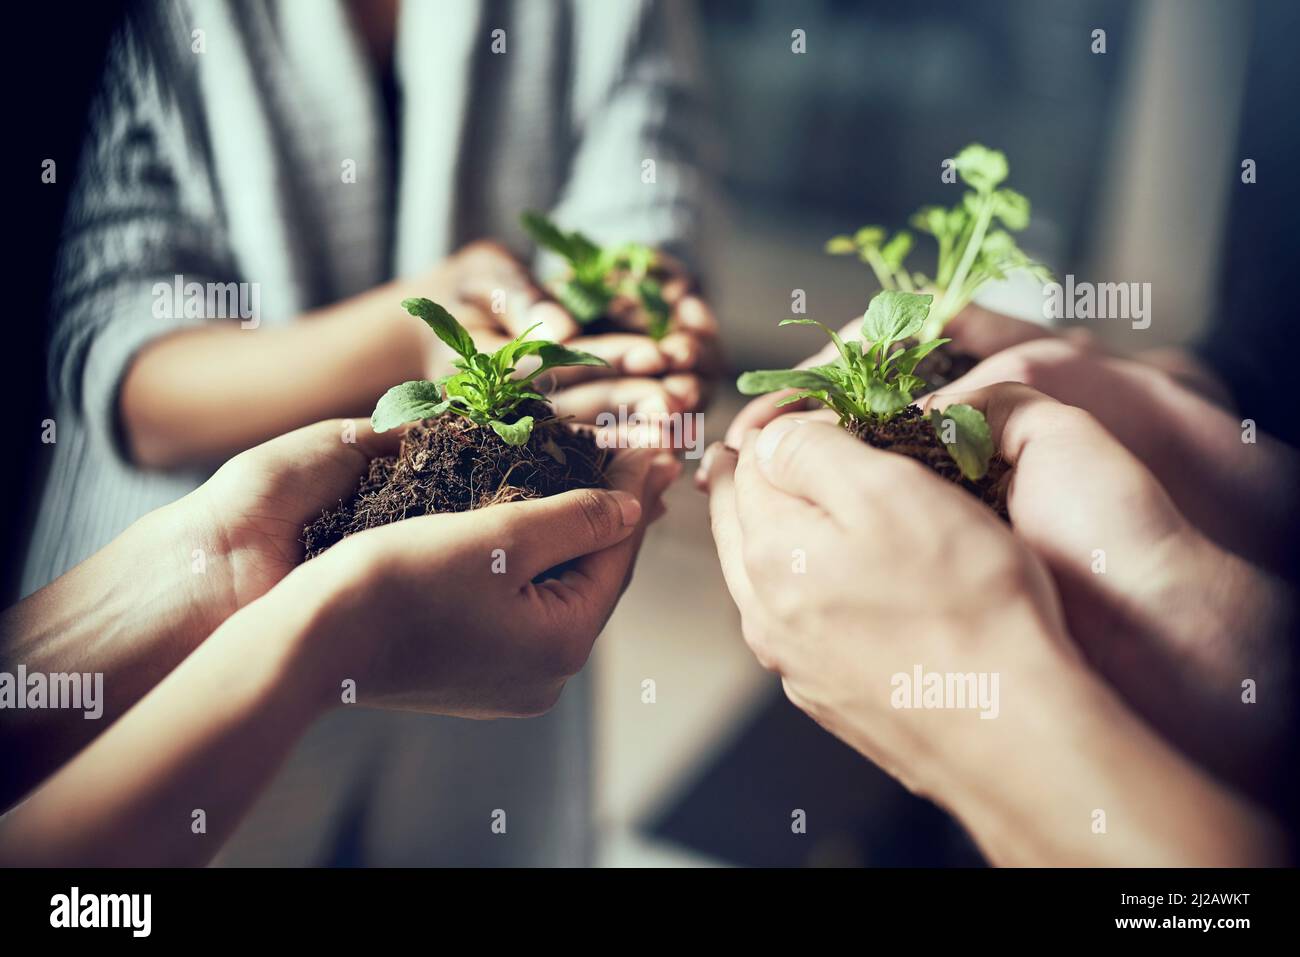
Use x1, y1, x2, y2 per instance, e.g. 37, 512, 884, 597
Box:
8, 0, 1295, 866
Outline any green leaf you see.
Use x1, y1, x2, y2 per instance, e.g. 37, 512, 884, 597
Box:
533, 342, 609, 378
930, 404, 994, 480
880, 231, 913, 270
402, 298, 477, 360
886, 337, 949, 376
991, 188, 1030, 230
909, 206, 948, 237
953, 143, 1009, 193
853, 226, 886, 248
493, 323, 547, 374
491, 416, 535, 447
737, 368, 836, 396
860, 290, 933, 348
521, 211, 577, 261
775, 389, 830, 408
865, 383, 911, 415
825, 234, 857, 255
553, 279, 611, 324
371, 380, 450, 433
638, 278, 671, 340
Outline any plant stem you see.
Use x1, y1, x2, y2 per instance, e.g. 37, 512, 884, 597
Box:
927, 195, 993, 341
861, 248, 896, 291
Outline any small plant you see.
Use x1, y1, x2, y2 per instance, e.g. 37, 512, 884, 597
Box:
826, 144, 1051, 343
371, 297, 607, 446
737, 290, 994, 481
521, 211, 672, 340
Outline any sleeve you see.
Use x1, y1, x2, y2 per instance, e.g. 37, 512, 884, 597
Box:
47, 6, 238, 463
540, 0, 720, 282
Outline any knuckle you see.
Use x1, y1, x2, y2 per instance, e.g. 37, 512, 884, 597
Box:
573, 489, 618, 543
741, 619, 782, 673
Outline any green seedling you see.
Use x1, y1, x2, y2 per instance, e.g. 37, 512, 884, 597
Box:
826, 143, 1052, 343
371, 297, 607, 446
737, 289, 994, 480
521, 211, 672, 340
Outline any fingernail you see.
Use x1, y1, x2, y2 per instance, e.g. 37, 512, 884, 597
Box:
696, 441, 727, 485
755, 418, 803, 463
609, 490, 642, 527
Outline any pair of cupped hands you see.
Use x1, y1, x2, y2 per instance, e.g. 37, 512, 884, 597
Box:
43, 240, 710, 735
704, 305, 1297, 864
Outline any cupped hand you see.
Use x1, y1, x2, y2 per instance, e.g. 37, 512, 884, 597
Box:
413, 241, 722, 426
921, 384, 1295, 797
181, 419, 404, 627
937, 322, 1299, 571
285, 445, 680, 719
701, 414, 1075, 798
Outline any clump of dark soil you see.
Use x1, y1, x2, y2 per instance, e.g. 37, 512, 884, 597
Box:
846, 406, 1010, 519
302, 400, 610, 559
912, 341, 980, 394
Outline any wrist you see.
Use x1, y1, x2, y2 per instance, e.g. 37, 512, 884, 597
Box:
249, 538, 387, 714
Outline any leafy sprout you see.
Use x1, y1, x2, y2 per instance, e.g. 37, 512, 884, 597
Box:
522, 211, 672, 340
736, 290, 993, 480
825, 143, 1053, 343
371, 297, 607, 446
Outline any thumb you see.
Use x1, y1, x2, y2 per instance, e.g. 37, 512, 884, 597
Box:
750, 417, 912, 515
491, 487, 642, 580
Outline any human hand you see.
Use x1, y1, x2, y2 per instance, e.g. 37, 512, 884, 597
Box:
410, 241, 722, 426
937, 322, 1300, 571
703, 397, 1288, 863
273, 444, 679, 718
920, 384, 1295, 797
701, 413, 1075, 799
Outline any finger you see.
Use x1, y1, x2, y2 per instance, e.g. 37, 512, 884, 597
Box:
661, 373, 706, 413
733, 428, 830, 546
702, 443, 761, 613
542, 333, 669, 382
491, 486, 643, 581
549, 377, 678, 424
656, 330, 700, 371
920, 383, 1101, 468
673, 295, 719, 336
215, 419, 403, 522
724, 392, 813, 449
455, 245, 580, 341
746, 417, 896, 517
530, 449, 664, 623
